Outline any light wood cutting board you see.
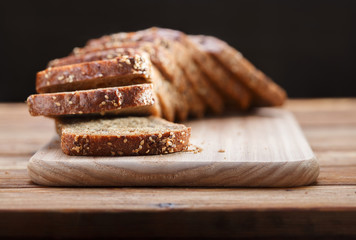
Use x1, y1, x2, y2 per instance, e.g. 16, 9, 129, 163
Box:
27, 108, 319, 187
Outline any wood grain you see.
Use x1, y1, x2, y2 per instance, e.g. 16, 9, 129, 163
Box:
0, 185, 355, 210
27, 108, 319, 187
0, 99, 356, 238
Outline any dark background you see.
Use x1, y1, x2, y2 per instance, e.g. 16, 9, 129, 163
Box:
0, 0, 355, 102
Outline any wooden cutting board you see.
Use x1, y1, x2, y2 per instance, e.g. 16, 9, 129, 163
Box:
27, 108, 319, 187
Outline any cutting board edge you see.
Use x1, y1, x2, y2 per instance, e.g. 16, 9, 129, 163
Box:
26, 108, 320, 188
27, 152, 320, 188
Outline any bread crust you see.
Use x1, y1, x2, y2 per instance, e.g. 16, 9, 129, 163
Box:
49, 44, 190, 122
188, 35, 252, 110
27, 84, 156, 117
79, 27, 286, 108
37, 53, 152, 93
56, 117, 191, 156
74, 28, 212, 117
48, 46, 143, 67
191, 35, 287, 106
132, 28, 225, 114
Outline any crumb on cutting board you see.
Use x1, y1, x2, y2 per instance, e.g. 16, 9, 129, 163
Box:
187, 144, 203, 154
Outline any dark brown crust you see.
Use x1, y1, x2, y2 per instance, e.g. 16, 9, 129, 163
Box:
85, 28, 286, 107
85, 31, 137, 48
188, 35, 252, 110
192, 35, 287, 106
48, 46, 143, 67
37, 53, 152, 93
76, 28, 211, 117
146, 39, 207, 118
63, 41, 188, 92
61, 129, 191, 156
49, 43, 190, 122
27, 84, 155, 117
136, 28, 225, 114
57, 117, 191, 156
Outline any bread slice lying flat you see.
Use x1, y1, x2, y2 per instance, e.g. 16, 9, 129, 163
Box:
56, 116, 191, 156
27, 84, 158, 117
36, 52, 152, 93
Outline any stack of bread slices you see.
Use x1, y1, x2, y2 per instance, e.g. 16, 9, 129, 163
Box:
27, 27, 286, 156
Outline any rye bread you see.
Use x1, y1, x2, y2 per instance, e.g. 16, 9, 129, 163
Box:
61, 41, 189, 93
188, 35, 252, 110
51, 42, 187, 92
49, 44, 190, 121
142, 43, 190, 121
151, 66, 175, 122
119, 27, 225, 114
190, 35, 287, 106
27, 84, 160, 117
151, 66, 191, 122
75, 28, 214, 116
37, 52, 152, 94
82, 29, 285, 107
76, 36, 205, 118
56, 116, 191, 156
48, 46, 142, 67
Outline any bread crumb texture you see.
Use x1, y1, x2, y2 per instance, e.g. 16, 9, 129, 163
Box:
59, 116, 191, 156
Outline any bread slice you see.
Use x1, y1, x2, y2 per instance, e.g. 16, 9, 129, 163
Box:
48, 46, 142, 67
50, 42, 186, 91
70, 40, 201, 119
74, 28, 214, 117
142, 43, 190, 121
27, 84, 159, 117
57, 41, 188, 92
151, 66, 175, 122
49, 44, 190, 122
56, 116, 191, 156
188, 35, 252, 110
127, 27, 225, 114
189, 35, 287, 106
81, 28, 285, 107
37, 52, 152, 93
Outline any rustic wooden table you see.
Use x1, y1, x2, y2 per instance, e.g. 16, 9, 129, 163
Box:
1, 99, 356, 239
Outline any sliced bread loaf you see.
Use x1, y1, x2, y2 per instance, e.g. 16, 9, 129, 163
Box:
56, 116, 191, 156
37, 52, 152, 93
48, 46, 142, 67
79, 28, 286, 107
48, 44, 191, 122
188, 35, 252, 110
74, 28, 214, 117
189, 35, 287, 106
27, 84, 159, 117
61, 41, 188, 91
113, 27, 225, 114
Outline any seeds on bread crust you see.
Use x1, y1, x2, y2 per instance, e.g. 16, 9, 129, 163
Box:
27, 84, 155, 117
82, 27, 224, 114
50, 43, 191, 122
37, 52, 152, 93
56, 116, 191, 156
70, 29, 207, 119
